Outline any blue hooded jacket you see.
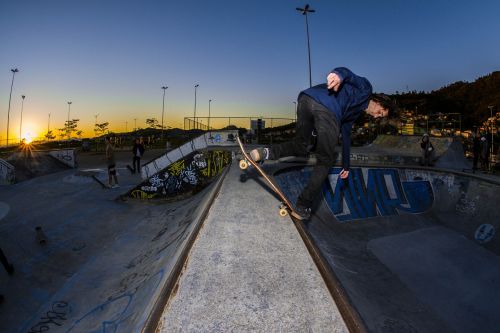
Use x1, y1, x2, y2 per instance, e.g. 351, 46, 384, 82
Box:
300, 67, 372, 170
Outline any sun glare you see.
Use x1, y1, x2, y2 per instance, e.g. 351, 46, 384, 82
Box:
24, 133, 34, 144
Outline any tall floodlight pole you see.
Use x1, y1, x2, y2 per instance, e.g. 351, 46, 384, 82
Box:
488, 105, 495, 170
6, 68, 19, 147
296, 4, 315, 88
161, 86, 168, 140
67, 101, 72, 141
194, 84, 199, 130
47, 113, 51, 140
134, 118, 137, 131
19, 95, 26, 143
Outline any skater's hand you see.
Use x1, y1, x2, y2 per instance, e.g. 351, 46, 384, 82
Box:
327, 72, 342, 92
340, 169, 349, 179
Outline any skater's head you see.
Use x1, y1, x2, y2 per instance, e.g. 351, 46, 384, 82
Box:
422, 133, 429, 142
367, 93, 398, 119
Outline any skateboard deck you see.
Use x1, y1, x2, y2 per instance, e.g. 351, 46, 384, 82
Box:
237, 137, 302, 219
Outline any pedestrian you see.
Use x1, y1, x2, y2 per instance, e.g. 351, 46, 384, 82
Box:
249, 67, 398, 220
105, 136, 119, 188
132, 137, 145, 174
472, 130, 481, 172
420, 133, 435, 166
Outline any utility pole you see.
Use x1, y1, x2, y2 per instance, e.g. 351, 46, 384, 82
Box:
296, 4, 315, 87
6, 68, 19, 147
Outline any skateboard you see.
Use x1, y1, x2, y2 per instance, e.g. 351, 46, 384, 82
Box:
92, 175, 109, 189
237, 136, 301, 219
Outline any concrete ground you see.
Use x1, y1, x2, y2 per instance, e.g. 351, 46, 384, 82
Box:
159, 162, 347, 332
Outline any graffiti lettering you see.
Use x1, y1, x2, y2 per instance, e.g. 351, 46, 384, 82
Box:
168, 160, 185, 177
129, 150, 231, 199
323, 168, 433, 221
28, 301, 71, 333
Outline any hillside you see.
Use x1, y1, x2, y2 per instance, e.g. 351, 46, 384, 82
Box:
392, 71, 500, 129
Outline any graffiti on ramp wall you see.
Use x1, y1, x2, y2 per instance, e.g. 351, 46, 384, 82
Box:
129, 150, 231, 200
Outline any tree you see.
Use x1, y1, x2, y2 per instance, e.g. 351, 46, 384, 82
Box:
146, 118, 161, 129
95, 122, 109, 137
44, 130, 56, 141
60, 119, 80, 139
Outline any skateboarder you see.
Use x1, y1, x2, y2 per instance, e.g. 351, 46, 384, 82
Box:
131, 137, 145, 174
250, 67, 398, 220
105, 136, 119, 188
420, 133, 435, 166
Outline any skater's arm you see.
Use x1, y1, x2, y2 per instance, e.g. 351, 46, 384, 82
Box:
329, 67, 372, 98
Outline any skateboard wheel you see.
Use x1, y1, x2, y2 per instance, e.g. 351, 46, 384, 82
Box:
239, 159, 248, 170
279, 208, 288, 217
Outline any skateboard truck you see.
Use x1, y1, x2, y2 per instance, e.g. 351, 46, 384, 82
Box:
237, 137, 299, 219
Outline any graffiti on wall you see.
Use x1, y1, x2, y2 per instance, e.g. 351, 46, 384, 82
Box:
323, 168, 433, 221
130, 150, 231, 199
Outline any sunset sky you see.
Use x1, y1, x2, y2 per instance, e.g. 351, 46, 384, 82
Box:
1, 0, 499, 142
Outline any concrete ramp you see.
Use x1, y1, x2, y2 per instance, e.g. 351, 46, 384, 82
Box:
127, 149, 232, 200
275, 166, 500, 332
0, 153, 231, 332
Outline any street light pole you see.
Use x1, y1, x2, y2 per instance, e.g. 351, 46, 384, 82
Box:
194, 84, 199, 130
161, 86, 168, 141
208, 99, 212, 131
296, 4, 315, 88
293, 101, 297, 123
6, 68, 19, 147
67, 101, 72, 141
19, 95, 25, 143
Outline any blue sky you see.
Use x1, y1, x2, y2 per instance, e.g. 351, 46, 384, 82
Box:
0, 0, 499, 140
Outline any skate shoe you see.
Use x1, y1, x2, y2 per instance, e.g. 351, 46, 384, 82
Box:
249, 147, 270, 162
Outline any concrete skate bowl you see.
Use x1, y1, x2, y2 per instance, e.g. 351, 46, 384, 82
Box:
5, 150, 71, 182
5, 154, 231, 333
369, 134, 453, 156
126, 149, 232, 201
275, 166, 500, 333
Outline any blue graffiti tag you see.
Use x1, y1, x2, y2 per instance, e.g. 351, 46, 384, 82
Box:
322, 168, 433, 221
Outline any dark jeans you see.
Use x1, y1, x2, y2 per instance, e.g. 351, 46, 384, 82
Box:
270, 94, 339, 207
133, 156, 141, 172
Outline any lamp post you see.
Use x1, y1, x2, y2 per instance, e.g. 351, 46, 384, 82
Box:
19, 95, 25, 143
67, 101, 72, 141
194, 84, 199, 130
94, 113, 99, 137
6, 68, 19, 147
296, 4, 315, 88
161, 86, 168, 141
293, 101, 297, 123
134, 118, 137, 132
208, 99, 212, 131
47, 113, 51, 141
